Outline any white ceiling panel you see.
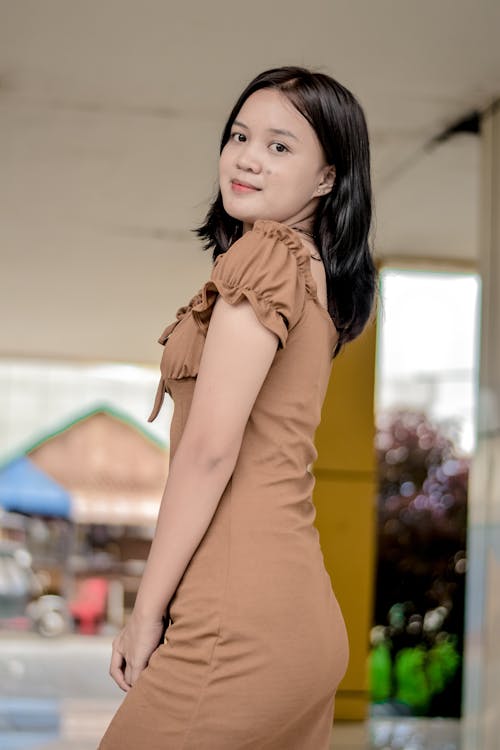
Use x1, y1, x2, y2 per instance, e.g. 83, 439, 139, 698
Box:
1, 0, 497, 362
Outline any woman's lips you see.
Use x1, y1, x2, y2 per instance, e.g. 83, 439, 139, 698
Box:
231, 181, 260, 193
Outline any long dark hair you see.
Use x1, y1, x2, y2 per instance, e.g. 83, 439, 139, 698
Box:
192, 65, 378, 359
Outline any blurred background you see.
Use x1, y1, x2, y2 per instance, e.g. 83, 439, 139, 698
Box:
1, 2, 499, 748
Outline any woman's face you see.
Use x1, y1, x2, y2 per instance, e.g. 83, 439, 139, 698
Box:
219, 88, 335, 233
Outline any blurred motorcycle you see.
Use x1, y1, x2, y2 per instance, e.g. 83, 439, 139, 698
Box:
0, 540, 71, 637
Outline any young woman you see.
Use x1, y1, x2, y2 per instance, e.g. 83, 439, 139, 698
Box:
99, 65, 378, 749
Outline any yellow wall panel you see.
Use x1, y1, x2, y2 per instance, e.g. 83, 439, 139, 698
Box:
315, 323, 377, 474
313, 320, 378, 721
314, 478, 376, 719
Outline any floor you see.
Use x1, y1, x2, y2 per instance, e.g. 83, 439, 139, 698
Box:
332, 718, 461, 749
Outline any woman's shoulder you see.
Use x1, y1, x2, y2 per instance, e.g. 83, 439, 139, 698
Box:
238, 219, 306, 257
215, 219, 312, 282
251, 218, 305, 247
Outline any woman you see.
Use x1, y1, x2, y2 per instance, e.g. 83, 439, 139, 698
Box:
99, 65, 377, 749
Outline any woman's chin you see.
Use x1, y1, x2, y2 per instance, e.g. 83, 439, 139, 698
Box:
222, 205, 256, 225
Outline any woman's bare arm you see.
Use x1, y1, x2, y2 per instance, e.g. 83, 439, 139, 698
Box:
132, 295, 280, 623
110, 296, 282, 690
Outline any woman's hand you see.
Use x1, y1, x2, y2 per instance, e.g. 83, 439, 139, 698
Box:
109, 611, 166, 692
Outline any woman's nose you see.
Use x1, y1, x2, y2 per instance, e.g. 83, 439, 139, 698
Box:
236, 145, 262, 172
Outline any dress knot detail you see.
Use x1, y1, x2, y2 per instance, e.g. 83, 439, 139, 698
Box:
147, 375, 168, 423
148, 293, 200, 422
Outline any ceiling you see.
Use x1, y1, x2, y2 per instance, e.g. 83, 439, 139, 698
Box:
1, 0, 498, 364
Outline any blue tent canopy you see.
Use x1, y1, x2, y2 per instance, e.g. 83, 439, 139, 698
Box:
0, 457, 71, 518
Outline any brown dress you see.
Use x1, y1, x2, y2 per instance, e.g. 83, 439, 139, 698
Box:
98, 219, 349, 750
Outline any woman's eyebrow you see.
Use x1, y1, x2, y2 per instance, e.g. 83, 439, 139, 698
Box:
233, 119, 299, 141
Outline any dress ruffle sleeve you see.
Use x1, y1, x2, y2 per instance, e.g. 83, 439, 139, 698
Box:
146, 220, 310, 423
190, 219, 308, 350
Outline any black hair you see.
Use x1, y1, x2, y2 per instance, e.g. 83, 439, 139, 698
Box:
192, 65, 379, 359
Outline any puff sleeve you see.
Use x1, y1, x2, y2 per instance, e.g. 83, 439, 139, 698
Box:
190, 220, 308, 349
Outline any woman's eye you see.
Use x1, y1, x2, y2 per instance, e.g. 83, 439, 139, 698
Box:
229, 132, 288, 153
270, 142, 288, 154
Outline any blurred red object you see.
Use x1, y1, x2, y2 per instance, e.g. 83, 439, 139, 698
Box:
69, 577, 108, 635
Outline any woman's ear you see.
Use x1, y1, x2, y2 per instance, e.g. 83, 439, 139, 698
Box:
315, 165, 336, 196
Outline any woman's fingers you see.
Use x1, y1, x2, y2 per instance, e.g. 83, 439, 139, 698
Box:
110, 643, 131, 692
124, 661, 133, 688
124, 654, 147, 688
107, 618, 164, 691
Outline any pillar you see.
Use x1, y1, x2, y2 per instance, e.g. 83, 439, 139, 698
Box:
463, 98, 500, 750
